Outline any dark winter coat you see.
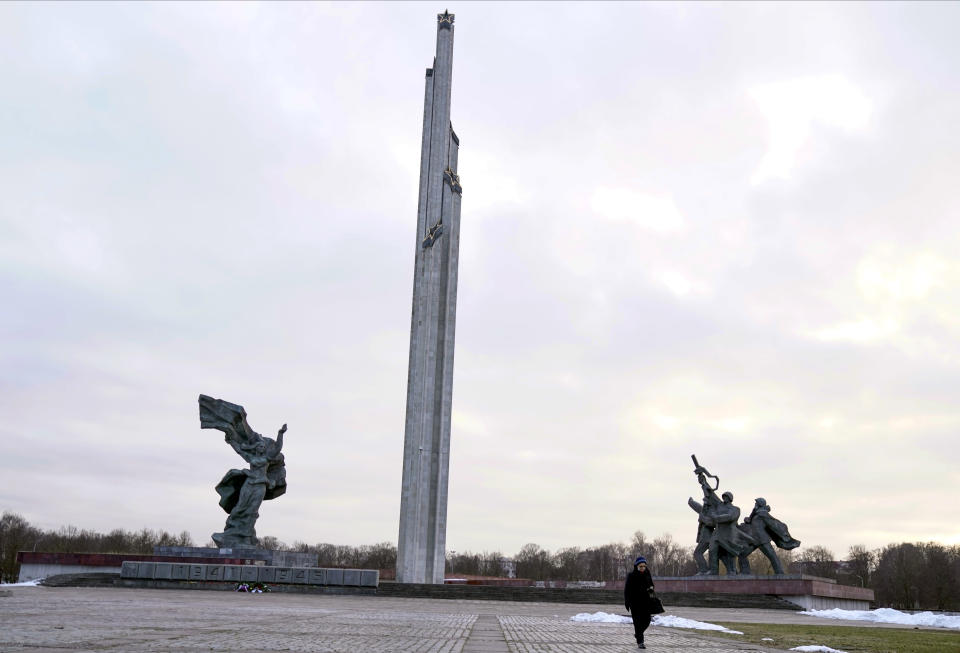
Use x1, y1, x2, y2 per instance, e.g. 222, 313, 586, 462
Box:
624, 567, 655, 613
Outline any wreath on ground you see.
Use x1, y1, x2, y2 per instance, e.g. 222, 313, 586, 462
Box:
235, 582, 271, 593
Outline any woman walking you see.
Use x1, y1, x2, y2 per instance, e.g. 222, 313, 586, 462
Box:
624, 556, 655, 649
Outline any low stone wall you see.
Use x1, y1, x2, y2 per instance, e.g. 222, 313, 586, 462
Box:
120, 561, 378, 587
19, 563, 122, 582
16, 550, 320, 583
115, 578, 377, 595
17, 552, 274, 582
382, 575, 872, 610
42, 573, 123, 588
652, 575, 874, 610
377, 582, 801, 609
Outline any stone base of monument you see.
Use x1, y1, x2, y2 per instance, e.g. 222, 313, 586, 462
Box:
152, 545, 318, 568
117, 560, 378, 593
653, 574, 874, 610
16, 549, 376, 597
16, 547, 315, 583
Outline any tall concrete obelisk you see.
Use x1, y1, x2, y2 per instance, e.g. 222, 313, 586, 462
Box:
396, 10, 463, 585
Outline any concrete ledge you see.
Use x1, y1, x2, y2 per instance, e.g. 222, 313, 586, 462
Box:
120, 562, 377, 588
40, 573, 122, 588
377, 583, 801, 609
153, 546, 318, 568
651, 575, 874, 610
115, 578, 376, 595
16, 551, 275, 582
380, 576, 872, 610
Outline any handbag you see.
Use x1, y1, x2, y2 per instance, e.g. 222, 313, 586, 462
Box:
648, 592, 665, 614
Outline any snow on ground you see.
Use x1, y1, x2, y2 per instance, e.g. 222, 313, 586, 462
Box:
654, 615, 744, 635
0, 579, 42, 587
790, 646, 849, 653
571, 612, 631, 623
802, 607, 960, 630
570, 612, 743, 634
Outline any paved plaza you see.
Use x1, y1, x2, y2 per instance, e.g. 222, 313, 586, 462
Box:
0, 586, 816, 653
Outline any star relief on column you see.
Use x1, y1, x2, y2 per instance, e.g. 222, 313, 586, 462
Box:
443, 167, 462, 195
422, 220, 443, 249
437, 10, 454, 29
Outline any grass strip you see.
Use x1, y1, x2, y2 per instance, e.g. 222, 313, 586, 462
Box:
683, 622, 960, 653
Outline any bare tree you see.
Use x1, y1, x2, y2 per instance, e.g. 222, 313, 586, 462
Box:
480, 551, 508, 577
630, 530, 649, 557
515, 543, 552, 581
553, 547, 582, 580
873, 542, 924, 609
650, 533, 687, 577
0, 512, 40, 583
842, 544, 873, 587
796, 545, 837, 579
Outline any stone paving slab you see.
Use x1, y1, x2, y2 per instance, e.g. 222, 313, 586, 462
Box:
0, 586, 796, 652
500, 615, 779, 652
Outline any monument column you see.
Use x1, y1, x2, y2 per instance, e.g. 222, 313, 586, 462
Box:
397, 11, 462, 585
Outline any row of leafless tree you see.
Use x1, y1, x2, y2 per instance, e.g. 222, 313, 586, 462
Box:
502, 531, 697, 581
0, 511, 193, 583
848, 541, 960, 611
254, 531, 697, 581
288, 540, 398, 572
3, 511, 958, 609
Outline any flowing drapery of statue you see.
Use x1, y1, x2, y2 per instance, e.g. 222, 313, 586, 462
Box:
688, 454, 800, 575
199, 394, 287, 547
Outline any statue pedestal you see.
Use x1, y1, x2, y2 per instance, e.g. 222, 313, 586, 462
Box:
15, 548, 316, 583
152, 546, 318, 568
653, 574, 874, 610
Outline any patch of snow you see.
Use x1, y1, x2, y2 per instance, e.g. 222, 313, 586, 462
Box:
653, 614, 743, 634
762, 637, 775, 641
801, 607, 960, 630
0, 578, 43, 587
569, 612, 743, 634
571, 611, 631, 623
790, 646, 849, 653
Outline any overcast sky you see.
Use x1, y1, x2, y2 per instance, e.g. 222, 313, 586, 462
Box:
2, 2, 958, 560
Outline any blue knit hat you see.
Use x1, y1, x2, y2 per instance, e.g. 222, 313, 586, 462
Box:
634, 556, 647, 566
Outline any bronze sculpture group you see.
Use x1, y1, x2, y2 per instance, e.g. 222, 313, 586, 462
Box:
688, 455, 800, 575
199, 394, 288, 547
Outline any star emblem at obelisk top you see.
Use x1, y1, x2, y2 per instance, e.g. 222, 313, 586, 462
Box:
437, 10, 454, 27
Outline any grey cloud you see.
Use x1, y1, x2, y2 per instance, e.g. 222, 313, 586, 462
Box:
2, 2, 958, 555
